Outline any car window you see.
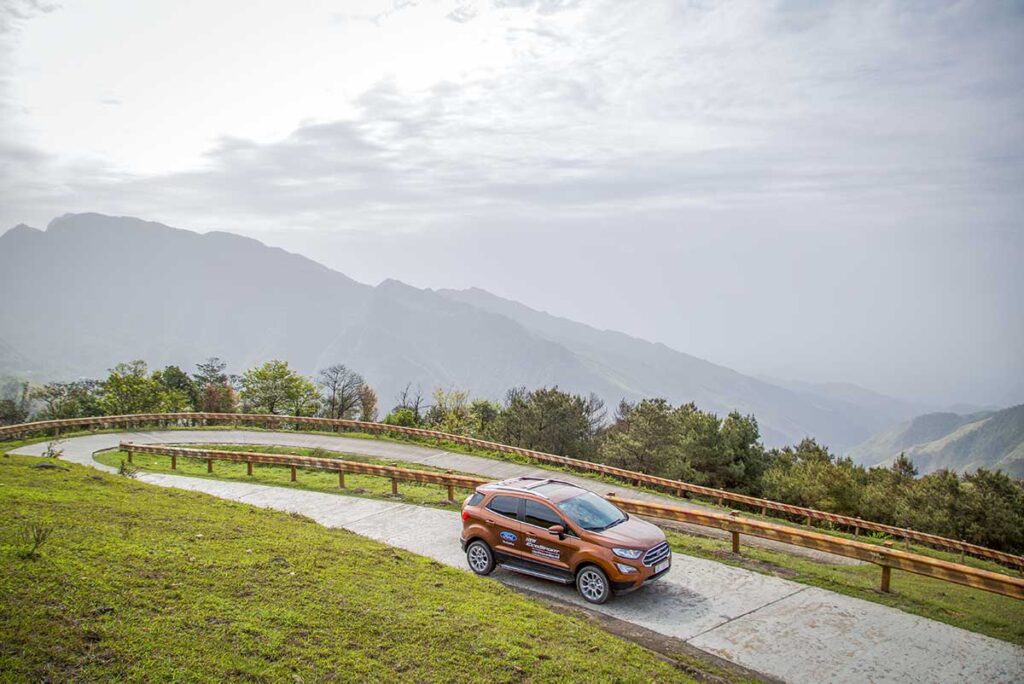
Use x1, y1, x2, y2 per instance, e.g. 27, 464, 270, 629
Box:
467, 492, 484, 506
556, 492, 627, 531
486, 495, 520, 520
522, 499, 563, 529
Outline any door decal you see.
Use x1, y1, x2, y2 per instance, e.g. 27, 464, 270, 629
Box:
526, 537, 560, 561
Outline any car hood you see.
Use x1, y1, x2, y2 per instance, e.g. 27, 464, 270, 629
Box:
590, 515, 665, 548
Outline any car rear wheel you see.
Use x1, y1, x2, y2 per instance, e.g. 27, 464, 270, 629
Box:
466, 540, 495, 576
576, 565, 611, 604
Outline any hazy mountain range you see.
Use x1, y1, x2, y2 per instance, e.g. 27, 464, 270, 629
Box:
849, 405, 1024, 478
0, 212, 982, 454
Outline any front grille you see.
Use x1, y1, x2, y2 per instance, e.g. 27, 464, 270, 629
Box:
642, 541, 670, 567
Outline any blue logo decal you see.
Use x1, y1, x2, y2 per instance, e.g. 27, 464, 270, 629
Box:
499, 531, 518, 544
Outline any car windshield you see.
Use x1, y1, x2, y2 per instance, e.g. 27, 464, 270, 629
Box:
556, 492, 627, 532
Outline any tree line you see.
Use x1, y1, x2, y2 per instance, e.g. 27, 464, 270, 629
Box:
2, 358, 378, 424
2, 359, 1021, 553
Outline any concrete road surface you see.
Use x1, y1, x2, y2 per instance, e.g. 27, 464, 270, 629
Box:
11, 431, 1024, 684
39, 429, 859, 563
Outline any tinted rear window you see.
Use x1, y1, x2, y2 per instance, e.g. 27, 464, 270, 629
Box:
486, 495, 520, 519
522, 500, 563, 529
467, 492, 484, 506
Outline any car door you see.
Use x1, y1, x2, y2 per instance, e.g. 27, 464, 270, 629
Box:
484, 494, 526, 560
520, 498, 579, 574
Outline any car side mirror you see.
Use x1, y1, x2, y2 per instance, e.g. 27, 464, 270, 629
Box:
548, 524, 565, 539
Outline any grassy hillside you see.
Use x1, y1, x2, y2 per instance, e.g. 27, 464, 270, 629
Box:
0, 454, 701, 682
850, 405, 1024, 477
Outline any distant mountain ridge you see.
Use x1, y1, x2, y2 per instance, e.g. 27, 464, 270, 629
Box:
0, 213, 926, 450
850, 405, 1024, 477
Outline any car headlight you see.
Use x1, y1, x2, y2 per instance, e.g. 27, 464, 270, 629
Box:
612, 547, 642, 560
615, 563, 638, 574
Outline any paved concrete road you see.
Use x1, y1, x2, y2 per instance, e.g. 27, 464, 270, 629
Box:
12, 432, 1024, 684
46, 428, 858, 563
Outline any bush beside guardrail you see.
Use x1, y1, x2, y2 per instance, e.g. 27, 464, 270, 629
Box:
2, 411, 1021, 569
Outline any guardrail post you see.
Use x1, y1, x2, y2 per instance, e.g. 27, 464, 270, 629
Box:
445, 471, 455, 502
290, 465, 297, 482
960, 541, 965, 564
126, 448, 133, 464
730, 511, 741, 554
207, 458, 213, 473
339, 470, 346, 488
880, 541, 894, 593
391, 477, 398, 496
247, 461, 253, 476
171, 454, 176, 470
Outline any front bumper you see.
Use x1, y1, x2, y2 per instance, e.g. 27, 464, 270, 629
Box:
610, 556, 672, 593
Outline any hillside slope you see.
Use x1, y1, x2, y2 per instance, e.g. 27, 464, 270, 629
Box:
1, 213, 914, 449
0, 455, 691, 682
850, 405, 1024, 477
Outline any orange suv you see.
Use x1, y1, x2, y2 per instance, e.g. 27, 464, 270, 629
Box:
460, 477, 671, 604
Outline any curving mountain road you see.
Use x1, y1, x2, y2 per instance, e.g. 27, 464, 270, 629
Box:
50, 428, 857, 562
12, 431, 1024, 684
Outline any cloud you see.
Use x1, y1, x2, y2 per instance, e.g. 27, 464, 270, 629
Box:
3, 1, 1022, 236
0, 0, 59, 35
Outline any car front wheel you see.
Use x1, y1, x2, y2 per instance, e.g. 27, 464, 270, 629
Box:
466, 540, 495, 576
576, 565, 611, 604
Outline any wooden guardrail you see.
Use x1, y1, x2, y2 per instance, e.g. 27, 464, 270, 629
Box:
3, 412, 1022, 570
120, 442, 489, 502
118, 441, 1024, 600
605, 495, 1024, 600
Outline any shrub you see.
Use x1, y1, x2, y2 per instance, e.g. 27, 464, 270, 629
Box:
42, 441, 63, 459
15, 523, 53, 560
118, 460, 139, 478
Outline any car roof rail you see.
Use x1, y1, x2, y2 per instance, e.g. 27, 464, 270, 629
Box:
526, 478, 578, 490
481, 476, 584, 499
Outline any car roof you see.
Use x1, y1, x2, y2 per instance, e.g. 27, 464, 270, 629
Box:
479, 476, 587, 503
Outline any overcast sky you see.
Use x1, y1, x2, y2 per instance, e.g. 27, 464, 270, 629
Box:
1, 0, 1022, 407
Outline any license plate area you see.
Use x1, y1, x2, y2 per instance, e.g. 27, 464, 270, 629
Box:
654, 560, 670, 574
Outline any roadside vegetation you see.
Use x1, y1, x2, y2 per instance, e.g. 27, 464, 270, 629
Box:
4, 355, 1022, 556
92, 441, 1024, 646
0, 454, 706, 682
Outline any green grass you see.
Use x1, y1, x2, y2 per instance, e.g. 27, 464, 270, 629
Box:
0, 454, 702, 682
94, 445, 477, 510
663, 530, 1024, 646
